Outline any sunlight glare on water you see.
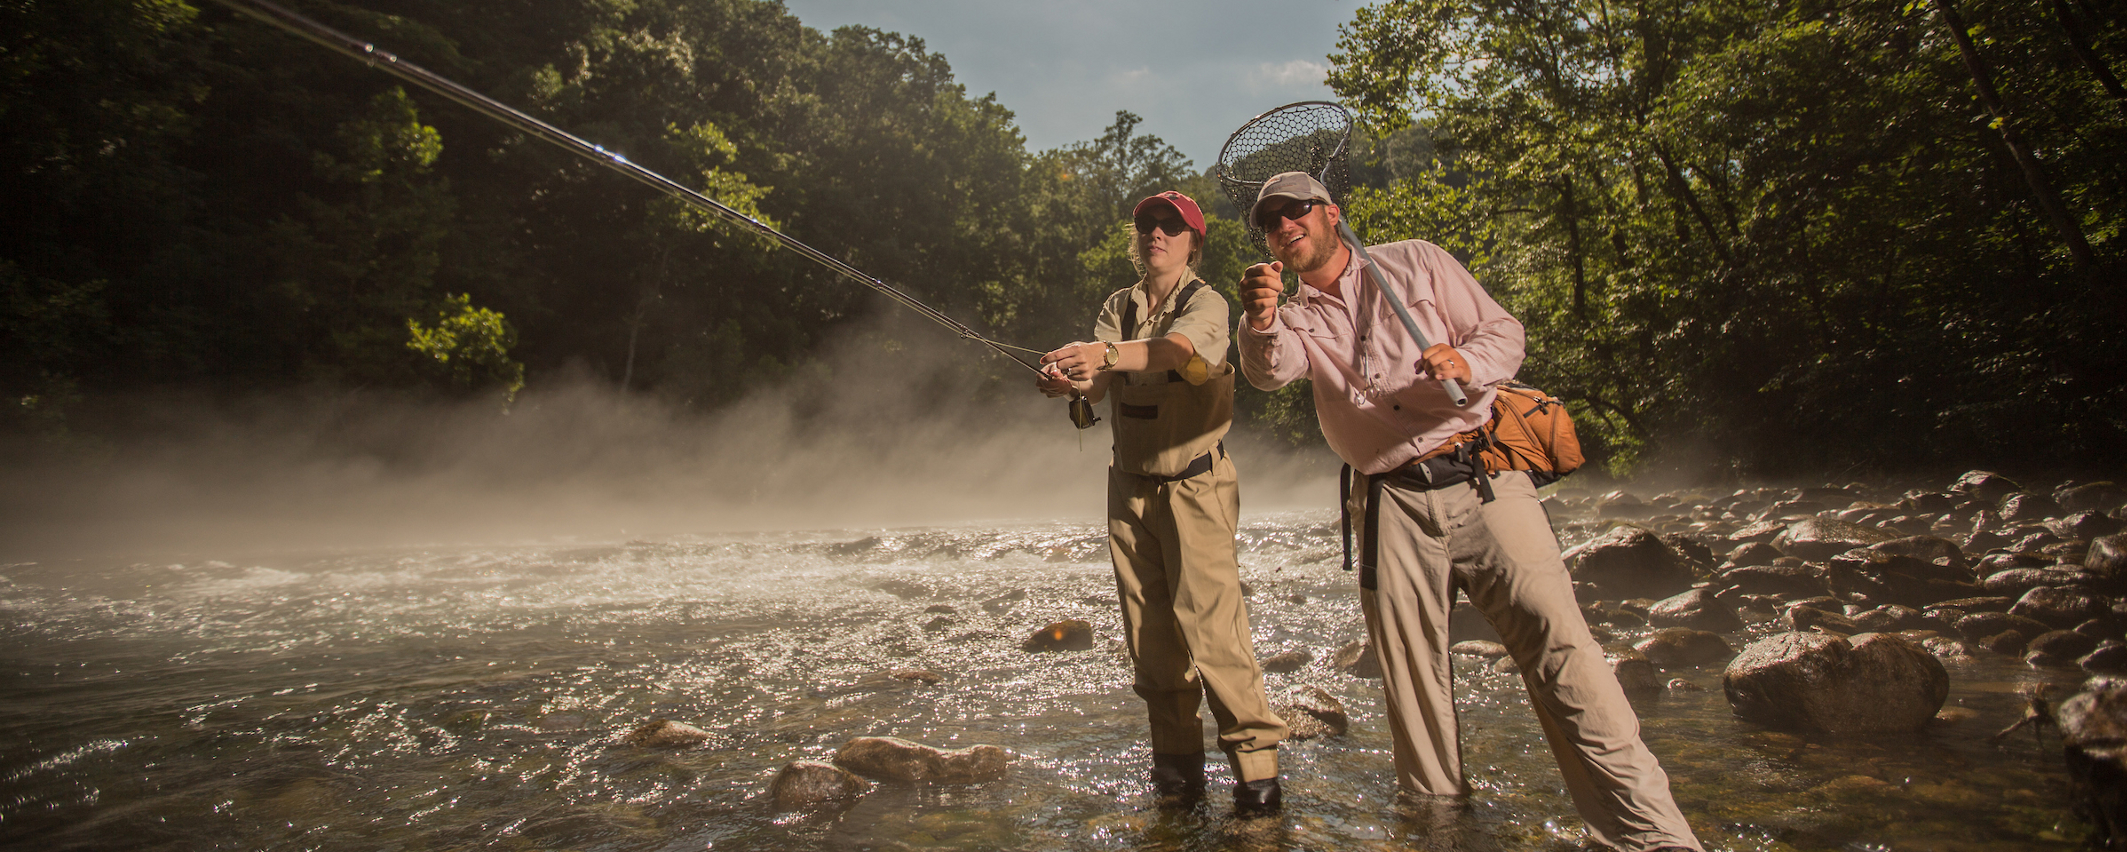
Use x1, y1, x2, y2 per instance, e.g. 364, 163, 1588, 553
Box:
0, 506, 2092, 851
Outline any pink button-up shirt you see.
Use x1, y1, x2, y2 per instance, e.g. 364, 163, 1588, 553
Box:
1238, 239, 1526, 475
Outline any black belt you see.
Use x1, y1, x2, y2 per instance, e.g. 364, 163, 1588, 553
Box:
1339, 442, 1495, 591
1132, 442, 1223, 484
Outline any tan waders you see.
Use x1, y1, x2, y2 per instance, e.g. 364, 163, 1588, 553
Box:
1355, 470, 1703, 851
1109, 448, 1286, 784
1098, 277, 1286, 793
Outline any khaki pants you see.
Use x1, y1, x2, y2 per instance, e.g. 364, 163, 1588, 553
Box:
1109, 451, 1286, 782
1357, 471, 1701, 851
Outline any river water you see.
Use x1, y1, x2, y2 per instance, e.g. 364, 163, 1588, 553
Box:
0, 500, 2093, 851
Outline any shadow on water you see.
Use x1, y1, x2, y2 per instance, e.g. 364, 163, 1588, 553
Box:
0, 507, 2099, 851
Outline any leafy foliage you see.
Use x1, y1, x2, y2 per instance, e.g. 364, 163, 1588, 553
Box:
1330, 0, 2127, 475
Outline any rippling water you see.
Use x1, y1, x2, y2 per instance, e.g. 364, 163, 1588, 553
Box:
0, 504, 2093, 851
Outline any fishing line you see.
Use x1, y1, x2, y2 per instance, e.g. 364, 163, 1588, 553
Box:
206, 0, 1111, 425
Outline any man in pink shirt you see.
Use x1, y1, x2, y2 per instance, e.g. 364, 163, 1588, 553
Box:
1235, 172, 1702, 851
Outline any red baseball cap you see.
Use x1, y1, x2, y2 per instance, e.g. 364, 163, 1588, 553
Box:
1131, 190, 1207, 237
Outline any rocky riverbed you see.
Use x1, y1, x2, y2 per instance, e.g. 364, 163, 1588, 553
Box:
0, 469, 2115, 850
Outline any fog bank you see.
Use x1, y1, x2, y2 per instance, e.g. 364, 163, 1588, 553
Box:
0, 330, 1342, 560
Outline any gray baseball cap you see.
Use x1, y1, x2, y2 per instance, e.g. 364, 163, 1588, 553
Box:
1250, 171, 1333, 223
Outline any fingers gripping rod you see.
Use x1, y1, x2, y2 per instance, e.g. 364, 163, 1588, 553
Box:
207, 0, 1042, 376
1336, 222, 1470, 407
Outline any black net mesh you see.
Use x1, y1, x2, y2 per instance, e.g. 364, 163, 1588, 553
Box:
1214, 101, 1353, 252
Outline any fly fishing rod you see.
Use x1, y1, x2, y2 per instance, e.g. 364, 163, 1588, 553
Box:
207, 0, 1100, 429
1213, 100, 1470, 407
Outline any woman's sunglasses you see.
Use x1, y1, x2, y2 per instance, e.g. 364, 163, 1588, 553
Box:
1254, 199, 1318, 230
1133, 215, 1190, 236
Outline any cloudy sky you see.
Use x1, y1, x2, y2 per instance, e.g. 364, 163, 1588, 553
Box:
778, 0, 1375, 170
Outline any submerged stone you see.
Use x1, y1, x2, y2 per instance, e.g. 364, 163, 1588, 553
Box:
622, 719, 713, 747
832, 736, 1009, 783
1278, 685, 1350, 740
770, 760, 872, 810
1021, 619, 1094, 652
1333, 640, 1382, 679
1647, 588, 1745, 632
1634, 627, 1734, 668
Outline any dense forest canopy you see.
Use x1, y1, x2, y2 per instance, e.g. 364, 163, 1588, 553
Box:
2, 0, 2121, 479
1330, 0, 2126, 476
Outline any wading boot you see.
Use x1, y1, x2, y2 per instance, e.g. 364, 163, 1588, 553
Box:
1233, 777, 1282, 815
1149, 752, 1206, 805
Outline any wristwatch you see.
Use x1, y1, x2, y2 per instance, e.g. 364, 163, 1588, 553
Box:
1098, 341, 1120, 371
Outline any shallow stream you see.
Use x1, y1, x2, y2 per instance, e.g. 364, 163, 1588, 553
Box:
0, 504, 2092, 850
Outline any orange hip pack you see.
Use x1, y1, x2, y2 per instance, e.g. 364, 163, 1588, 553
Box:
1477, 381, 1584, 486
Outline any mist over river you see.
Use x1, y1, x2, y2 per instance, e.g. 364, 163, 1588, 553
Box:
0, 495, 2092, 851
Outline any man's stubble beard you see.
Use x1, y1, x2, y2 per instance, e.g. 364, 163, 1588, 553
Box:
1275, 220, 1340, 275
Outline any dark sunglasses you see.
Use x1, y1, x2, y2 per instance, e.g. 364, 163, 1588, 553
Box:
1254, 199, 1318, 230
1133, 214, 1189, 236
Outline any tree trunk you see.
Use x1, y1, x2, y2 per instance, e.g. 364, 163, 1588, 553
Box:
1561, 176, 1588, 319
1935, 0, 2096, 272
2052, 0, 2127, 121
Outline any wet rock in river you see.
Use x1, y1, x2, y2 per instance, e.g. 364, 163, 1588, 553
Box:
1449, 640, 1508, 659
2082, 643, 2127, 674
1827, 549, 1980, 608
1722, 541, 1782, 569
2057, 481, 2127, 513
1773, 518, 1900, 561
1723, 632, 1949, 735
1921, 636, 1974, 660
1333, 640, 1383, 679
1634, 627, 1735, 668
622, 719, 713, 747
770, 760, 872, 810
1951, 470, 2022, 503
1258, 650, 1311, 673
1021, 619, 1093, 652
1717, 561, 1830, 598
2089, 533, 2127, 587
832, 736, 1009, 783
2010, 586, 2110, 629
1783, 604, 1860, 635
1572, 527, 1697, 599
890, 669, 944, 685
1277, 685, 1350, 740
1646, 588, 1744, 632
2058, 677, 2127, 845
2028, 629, 2100, 666
1951, 610, 2051, 642
1598, 490, 1654, 518
1864, 535, 1968, 570
2054, 511, 2124, 542
1934, 595, 2012, 612
1851, 604, 1933, 633
1613, 650, 1663, 696
1998, 492, 2063, 523
1982, 566, 2080, 597
1727, 519, 1788, 544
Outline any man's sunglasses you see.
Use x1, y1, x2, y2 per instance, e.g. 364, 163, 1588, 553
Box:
1254, 199, 1318, 230
1133, 215, 1190, 236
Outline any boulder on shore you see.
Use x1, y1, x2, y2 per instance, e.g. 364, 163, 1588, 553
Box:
1723, 631, 1949, 735
832, 736, 1009, 783
769, 760, 872, 810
